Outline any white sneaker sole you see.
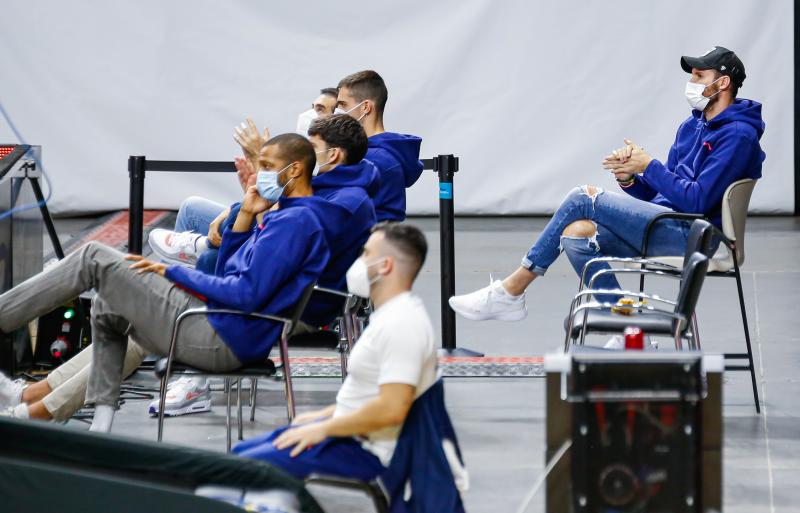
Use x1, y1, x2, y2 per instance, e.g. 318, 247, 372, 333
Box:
448, 299, 528, 322
150, 398, 212, 417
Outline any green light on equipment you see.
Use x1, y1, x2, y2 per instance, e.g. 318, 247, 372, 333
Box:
63, 309, 75, 320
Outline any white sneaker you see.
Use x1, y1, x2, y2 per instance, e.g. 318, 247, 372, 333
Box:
448, 278, 527, 321
148, 229, 208, 266
148, 376, 212, 416
0, 403, 29, 419
0, 371, 25, 409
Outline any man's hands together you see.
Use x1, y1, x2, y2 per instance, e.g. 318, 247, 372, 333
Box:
602, 138, 653, 181
234, 118, 270, 166
234, 156, 258, 192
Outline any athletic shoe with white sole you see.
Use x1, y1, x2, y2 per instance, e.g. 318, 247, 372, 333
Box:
0, 371, 25, 409
148, 376, 212, 416
448, 278, 527, 321
148, 229, 208, 266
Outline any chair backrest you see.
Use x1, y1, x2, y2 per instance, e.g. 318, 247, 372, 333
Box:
674, 252, 710, 328
720, 178, 756, 265
289, 282, 318, 330
683, 219, 716, 261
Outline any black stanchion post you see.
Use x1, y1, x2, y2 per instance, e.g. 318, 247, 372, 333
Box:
434, 154, 483, 357
128, 156, 146, 255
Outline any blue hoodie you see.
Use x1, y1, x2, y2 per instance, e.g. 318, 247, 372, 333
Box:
366, 132, 424, 221
165, 197, 330, 363
302, 160, 380, 326
622, 99, 765, 228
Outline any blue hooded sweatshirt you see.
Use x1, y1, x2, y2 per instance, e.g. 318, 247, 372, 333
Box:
165, 196, 330, 363
366, 132, 424, 222
302, 160, 380, 326
622, 99, 765, 228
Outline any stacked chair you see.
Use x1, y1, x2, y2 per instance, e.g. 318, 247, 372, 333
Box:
563, 219, 714, 350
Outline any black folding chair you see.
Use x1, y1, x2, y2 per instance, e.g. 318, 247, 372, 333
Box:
565, 219, 715, 349
155, 283, 316, 452
564, 252, 710, 350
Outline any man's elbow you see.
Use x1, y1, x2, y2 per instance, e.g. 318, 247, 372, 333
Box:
379, 400, 412, 427
382, 408, 409, 427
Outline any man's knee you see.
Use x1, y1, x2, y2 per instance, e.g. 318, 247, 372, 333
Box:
562, 220, 597, 238
179, 195, 205, 213
583, 185, 600, 197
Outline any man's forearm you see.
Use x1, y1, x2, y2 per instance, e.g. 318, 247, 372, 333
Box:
320, 397, 405, 438
232, 210, 256, 233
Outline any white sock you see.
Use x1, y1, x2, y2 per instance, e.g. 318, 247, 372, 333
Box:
495, 280, 522, 299
195, 236, 210, 255
12, 403, 29, 419
89, 404, 115, 433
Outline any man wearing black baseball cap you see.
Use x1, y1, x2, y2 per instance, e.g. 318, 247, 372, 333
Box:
449, 46, 766, 325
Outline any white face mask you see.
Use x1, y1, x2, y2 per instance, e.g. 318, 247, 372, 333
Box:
334, 101, 367, 122
685, 76, 724, 111
345, 257, 386, 298
296, 108, 318, 135
312, 148, 336, 176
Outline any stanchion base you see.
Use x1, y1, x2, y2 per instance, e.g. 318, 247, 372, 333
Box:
438, 347, 485, 358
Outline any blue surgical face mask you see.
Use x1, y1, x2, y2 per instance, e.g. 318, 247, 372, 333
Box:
256, 163, 294, 203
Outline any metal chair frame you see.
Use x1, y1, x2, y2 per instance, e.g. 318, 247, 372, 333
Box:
639, 181, 761, 412
156, 283, 316, 451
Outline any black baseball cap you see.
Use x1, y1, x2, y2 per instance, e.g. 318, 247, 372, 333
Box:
681, 46, 746, 88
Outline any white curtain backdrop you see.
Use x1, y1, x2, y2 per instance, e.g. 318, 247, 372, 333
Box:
0, 0, 793, 215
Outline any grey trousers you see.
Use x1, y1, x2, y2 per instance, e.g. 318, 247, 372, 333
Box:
44, 339, 148, 421
0, 242, 241, 406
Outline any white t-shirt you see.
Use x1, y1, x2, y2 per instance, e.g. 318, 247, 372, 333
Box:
333, 291, 439, 465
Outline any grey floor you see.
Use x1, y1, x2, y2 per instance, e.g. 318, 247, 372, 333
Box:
47, 215, 800, 512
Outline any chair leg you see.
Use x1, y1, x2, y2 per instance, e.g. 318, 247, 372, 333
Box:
156, 373, 169, 442
691, 313, 702, 350
278, 334, 296, 422
225, 377, 232, 453
250, 378, 257, 422
237, 379, 244, 441
733, 267, 761, 413
340, 316, 354, 382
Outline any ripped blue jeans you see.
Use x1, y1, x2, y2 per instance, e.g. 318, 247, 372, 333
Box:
522, 185, 691, 302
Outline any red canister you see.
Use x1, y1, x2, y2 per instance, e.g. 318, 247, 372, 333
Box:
623, 326, 644, 350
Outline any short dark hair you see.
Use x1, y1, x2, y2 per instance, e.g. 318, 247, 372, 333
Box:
263, 133, 316, 179
372, 222, 427, 279
307, 114, 368, 165
337, 70, 388, 116
320, 87, 339, 99
713, 70, 739, 98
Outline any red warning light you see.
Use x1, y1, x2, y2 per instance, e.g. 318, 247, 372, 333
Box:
0, 146, 16, 160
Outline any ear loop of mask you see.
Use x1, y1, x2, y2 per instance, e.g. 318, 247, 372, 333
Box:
343, 101, 368, 121
365, 257, 388, 285
317, 148, 336, 167
702, 75, 726, 100
280, 163, 297, 194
